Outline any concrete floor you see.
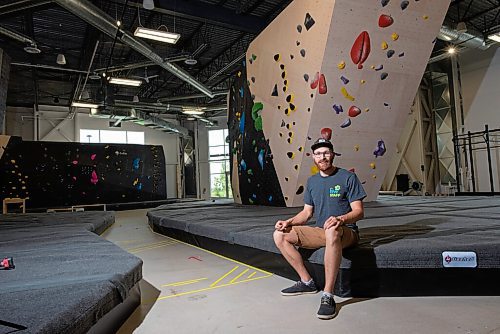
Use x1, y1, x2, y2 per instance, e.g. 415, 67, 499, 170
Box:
103, 209, 500, 334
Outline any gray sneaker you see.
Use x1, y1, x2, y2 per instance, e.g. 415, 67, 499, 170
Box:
281, 280, 318, 296
317, 294, 337, 319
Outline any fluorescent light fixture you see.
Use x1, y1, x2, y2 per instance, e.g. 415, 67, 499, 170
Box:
182, 107, 205, 115
72, 101, 100, 108
109, 77, 142, 86
134, 27, 180, 44
487, 33, 500, 43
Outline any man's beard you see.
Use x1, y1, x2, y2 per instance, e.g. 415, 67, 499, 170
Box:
315, 158, 333, 172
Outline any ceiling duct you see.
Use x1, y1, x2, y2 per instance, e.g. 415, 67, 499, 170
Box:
0, 25, 40, 52
53, 0, 214, 98
437, 26, 490, 50
91, 105, 189, 137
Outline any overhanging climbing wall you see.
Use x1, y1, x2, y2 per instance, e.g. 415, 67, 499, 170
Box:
236, 0, 449, 206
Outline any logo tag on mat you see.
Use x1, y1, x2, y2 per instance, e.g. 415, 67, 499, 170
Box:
442, 251, 477, 268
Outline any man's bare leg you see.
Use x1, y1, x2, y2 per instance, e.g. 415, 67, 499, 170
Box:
323, 226, 343, 294
273, 229, 312, 282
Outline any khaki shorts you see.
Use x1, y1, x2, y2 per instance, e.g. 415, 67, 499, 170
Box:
291, 225, 359, 249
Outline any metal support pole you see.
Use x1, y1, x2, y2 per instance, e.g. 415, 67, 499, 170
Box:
484, 125, 494, 193
467, 131, 476, 192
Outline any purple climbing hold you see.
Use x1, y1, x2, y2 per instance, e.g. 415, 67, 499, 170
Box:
333, 104, 344, 114
373, 139, 387, 157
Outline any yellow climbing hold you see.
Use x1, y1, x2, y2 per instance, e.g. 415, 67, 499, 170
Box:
370, 162, 376, 169
381, 41, 388, 50
364, 108, 370, 112
337, 61, 346, 69
360, 79, 366, 84
341, 87, 355, 101
391, 32, 399, 41
423, 15, 429, 20
311, 165, 319, 175
354, 145, 360, 151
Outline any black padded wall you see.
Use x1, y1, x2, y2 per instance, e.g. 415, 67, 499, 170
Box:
0, 136, 166, 208
228, 62, 286, 206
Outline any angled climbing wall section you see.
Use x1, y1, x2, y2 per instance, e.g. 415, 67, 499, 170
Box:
229, 0, 450, 206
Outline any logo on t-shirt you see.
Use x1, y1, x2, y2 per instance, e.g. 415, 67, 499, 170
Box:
329, 185, 341, 198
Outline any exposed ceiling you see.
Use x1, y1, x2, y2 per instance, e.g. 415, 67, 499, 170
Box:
0, 0, 499, 121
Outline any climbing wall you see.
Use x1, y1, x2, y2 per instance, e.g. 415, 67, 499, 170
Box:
0, 135, 166, 208
228, 65, 286, 206
237, 0, 449, 206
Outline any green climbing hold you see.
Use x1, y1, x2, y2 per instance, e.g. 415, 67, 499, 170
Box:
254, 116, 263, 131
252, 102, 264, 120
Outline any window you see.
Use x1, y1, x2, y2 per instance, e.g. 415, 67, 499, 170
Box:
208, 129, 232, 198
80, 129, 100, 143
79, 129, 144, 144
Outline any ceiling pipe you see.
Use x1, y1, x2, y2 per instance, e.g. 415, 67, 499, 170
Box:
437, 26, 490, 50
11, 62, 88, 73
94, 53, 189, 73
114, 99, 226, 113
0, 25, 38, 48
53, 0, 215, 98
0, 0, 51, 17
158, 90, 228, 102
93, 107, 189, 137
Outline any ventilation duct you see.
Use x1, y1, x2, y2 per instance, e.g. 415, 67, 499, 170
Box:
54, 0, 214, 98
91, 106, 190, 137
437, 26, 489, 50
0, 25, 40, 52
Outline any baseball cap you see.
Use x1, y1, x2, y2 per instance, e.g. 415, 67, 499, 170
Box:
311, 138, 334, 152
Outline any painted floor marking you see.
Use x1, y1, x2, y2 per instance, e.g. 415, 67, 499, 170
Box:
140, 226, 275, 302
162, 278, 208, 287
126, 240, 179, 254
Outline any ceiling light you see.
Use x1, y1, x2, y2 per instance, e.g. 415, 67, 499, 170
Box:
143, 0, 154, 10
487, 33, 500, 43
184, 57, 197, 65
182, 107, 205, 115
456, 21, 467, 33
447, 47, 456, 54
186, 117, 196, 121
72, 101, 100, 108
56, 53, 66, 65
23, 45, 41, 54
89, 73, 101, 80
134, 27, 180, 44
116, 20, 121, 27
109, 77, 142, 86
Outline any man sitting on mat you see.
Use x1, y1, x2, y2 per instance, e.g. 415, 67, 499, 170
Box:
273, 137, 366, 320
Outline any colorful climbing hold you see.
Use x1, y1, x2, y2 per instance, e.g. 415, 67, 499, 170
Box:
340, 76, 350, 84
373, 139, 387, 157
391, 32, 399, 41
337, 61, 346, 70
333, 104, 344, 114
378, 14, 394, 28
340, 119, 351, 128
348, 106, 361, 117
351, 31, 371, 69
341, 87, 355, 101
381, 41, 388, 50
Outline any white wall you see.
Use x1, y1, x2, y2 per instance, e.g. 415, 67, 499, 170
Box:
459, 46, 500, 192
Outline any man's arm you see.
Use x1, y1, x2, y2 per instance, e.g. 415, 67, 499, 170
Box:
339, 200, 364, 225
275, 204, 314, 231
323, 200, 364, 230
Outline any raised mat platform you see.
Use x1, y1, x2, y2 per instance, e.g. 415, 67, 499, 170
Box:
0, 211, 142, 334
148, 196, 500, 297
